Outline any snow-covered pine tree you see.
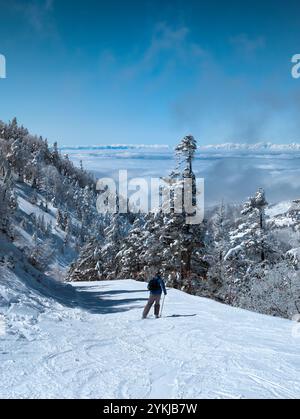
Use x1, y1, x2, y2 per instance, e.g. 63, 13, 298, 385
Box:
0, 175, 17, 236
205, 202, 230, 299
175, 135, 197, 174
50, 141, 60, 166
64, 216, 73, 247
124, 135, 208, 292
286, 199, 300, 229
7, 138, 25, 182
165, 136, 207, 291
46, 221, 53, 237
241, 188, 268, 262
100, 214, 129, 279
68, 239, 101, 281
222, 189, 280, 305
56, 209, 65, 230
37, 214, 46, 234
26, 154, 42, 189
28, 237, 54, 272
225, 189, 269, 264
116, 216, 146, 279
0, 117, 28, 142
236, 261, 300, 319
135, 212, 166, 279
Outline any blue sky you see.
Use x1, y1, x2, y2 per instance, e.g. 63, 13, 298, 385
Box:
1, 0, 300, 146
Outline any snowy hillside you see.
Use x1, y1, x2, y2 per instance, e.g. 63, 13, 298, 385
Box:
1, 275, 300, 399
1, 117, 109, 281
10, 183, 79, 280
1, 121, 300, 399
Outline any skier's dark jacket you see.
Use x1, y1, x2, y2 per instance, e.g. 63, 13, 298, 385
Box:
149, 276, 167, 295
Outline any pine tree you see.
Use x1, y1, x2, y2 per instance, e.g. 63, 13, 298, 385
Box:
206, 203, 228, 291
1, 117, 28, 141
28, 237, 54, 271
241, 188, 268, 262
68, 239, 100, 281
175, 135, 197, 174
7, 138, 25, 182
117, 217, 146, 279
56, 209, 65, 230
164, 136, 206, 288
46, 221, 53, 237
0, 170, 17, 236
222, 189, 274, 305
64, 216, 73, 247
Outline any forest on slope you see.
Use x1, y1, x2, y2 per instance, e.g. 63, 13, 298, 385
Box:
1, 118, 300, 320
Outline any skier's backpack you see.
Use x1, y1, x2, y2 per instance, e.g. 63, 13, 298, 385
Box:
148, 277, 161, 292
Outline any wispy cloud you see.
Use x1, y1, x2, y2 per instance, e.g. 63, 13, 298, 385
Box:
101, 22, 206, 84
170, 50, 300, 145
230, 33, 265, 57
125, 22, 205, 78
12, 0, 56, 35
141, 22, 204, 67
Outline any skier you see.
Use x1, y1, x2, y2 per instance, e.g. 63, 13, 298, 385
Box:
142, 271, 167, 319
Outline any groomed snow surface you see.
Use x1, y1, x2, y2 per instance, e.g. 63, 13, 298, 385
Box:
1, 274, 300, 399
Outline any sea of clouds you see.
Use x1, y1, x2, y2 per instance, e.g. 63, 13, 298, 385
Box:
63, 143, 300, 206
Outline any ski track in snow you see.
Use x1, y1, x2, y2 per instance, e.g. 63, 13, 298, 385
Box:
1, 277, 300, 399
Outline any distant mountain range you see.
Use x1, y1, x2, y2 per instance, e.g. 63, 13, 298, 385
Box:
60, 142, 300, 153
199, 142, 300, 152
60, 144, 170, 151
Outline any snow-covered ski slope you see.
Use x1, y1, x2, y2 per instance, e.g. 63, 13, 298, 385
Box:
1, 275, 300, 399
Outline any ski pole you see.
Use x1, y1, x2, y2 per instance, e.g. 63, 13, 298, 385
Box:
160, 294, 166, 318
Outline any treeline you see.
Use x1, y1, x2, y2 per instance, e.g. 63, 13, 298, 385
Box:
0, 118, 105, 243
1, 119, 299, 320
69, 136, 300, 320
